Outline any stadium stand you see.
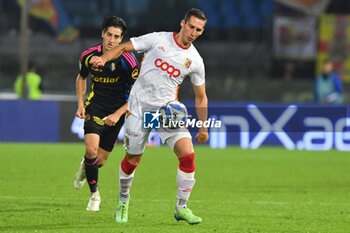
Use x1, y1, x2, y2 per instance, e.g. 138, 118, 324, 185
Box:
0, 0, 348, 103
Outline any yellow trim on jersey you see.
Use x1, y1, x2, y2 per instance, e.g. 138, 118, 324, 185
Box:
85, 84, 95, 107
84, 54, 94, 69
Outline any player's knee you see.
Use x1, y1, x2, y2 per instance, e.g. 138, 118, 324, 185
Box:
126, 153, 142, 165
85, 145, 98, 158
121, 154, 142, 175
173, 138, 193, 157
178, 152, 195, 173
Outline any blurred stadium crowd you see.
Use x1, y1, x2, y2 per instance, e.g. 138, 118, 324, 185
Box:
0, 0, 349, 102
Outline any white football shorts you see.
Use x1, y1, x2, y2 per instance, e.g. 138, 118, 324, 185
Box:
123, 113, 192, 155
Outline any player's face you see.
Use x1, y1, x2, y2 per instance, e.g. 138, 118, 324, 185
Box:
102, 27, 123, 52
180, 16, 206, 46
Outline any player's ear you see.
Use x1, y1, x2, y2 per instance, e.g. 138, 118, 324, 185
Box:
180, 19, 185, 28
101, 30, 105, 39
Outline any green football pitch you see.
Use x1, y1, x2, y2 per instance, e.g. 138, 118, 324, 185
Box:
1, 143, 349, 233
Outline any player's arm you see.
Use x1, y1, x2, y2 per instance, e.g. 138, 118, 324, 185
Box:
104, 53, 139, 126
103, 103, 128, 127
75, 74, 86, 119
193, 83, 209, 144
90, 41, 135, 67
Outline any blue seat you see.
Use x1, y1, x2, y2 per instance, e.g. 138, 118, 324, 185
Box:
198, 0, 217, 13
239, 0, 256, 16
0, 0, 4, 23
62, 0, 98, 13
198, 0, 220, 28
238, 0, 262, 29
125, 0, 149, 15
219, 0, 237, 16
259, 0, 274, 16
225, 13, 241, 28
219, 0, 240, 29
242, 14, 262, 29
206, 12, 220, 28
73, 14, 103, 28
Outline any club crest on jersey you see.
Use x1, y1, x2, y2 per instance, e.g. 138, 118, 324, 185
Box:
184, 58, 192, 69
110, 62, 116, 72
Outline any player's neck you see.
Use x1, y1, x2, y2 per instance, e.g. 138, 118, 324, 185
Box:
174, 33, 191, 49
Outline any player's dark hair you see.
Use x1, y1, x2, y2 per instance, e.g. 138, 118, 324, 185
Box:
102, 16, 127, 35
184, 8, 207, 22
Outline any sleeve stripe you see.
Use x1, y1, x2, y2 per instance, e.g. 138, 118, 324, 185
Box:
121, 53, 137, 68
80, 44, 102, 62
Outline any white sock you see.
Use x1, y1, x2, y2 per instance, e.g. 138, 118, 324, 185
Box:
119, 166, 135, 203
176, 169, 195, 210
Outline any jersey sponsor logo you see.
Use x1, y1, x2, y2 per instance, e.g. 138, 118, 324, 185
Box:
154, 58, 181, 78
131, 68, 139, 79
184, 58, 192, 69
91, 76, 119, 83
91, 67, 103, 72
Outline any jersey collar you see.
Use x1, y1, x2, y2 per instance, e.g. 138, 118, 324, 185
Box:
173, 32, 191, 50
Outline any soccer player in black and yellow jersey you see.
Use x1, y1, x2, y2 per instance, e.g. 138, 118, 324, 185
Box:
74, 16, 139, 211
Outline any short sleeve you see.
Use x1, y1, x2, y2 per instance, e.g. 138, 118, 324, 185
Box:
120, 52, 140, 86
79, 53, 91, 78
130, 32, 158, 53
190, 61, 205, 86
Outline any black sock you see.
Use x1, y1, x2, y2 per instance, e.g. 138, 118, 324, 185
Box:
84, 156, 98, 193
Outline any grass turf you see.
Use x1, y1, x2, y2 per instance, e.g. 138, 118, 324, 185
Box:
0, 143, 349, 232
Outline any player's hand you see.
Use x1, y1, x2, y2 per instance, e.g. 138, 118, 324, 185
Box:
89, 56, 105, 68
103, 113, 121, 127
195, 131, 209, 144
75, 106, 85, 119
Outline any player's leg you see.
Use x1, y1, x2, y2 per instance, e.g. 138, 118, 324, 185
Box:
74, 114, 124, 190
115, 113, 149, 223
73, 141, 111, 189
164, 131, 202, 224
84, 133, 101, 211
97, 114, 124, 167
96, 148, 110, 167
115, 152, 142, 223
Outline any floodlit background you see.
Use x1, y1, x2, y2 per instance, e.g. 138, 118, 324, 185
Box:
1, 0, 350, 102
